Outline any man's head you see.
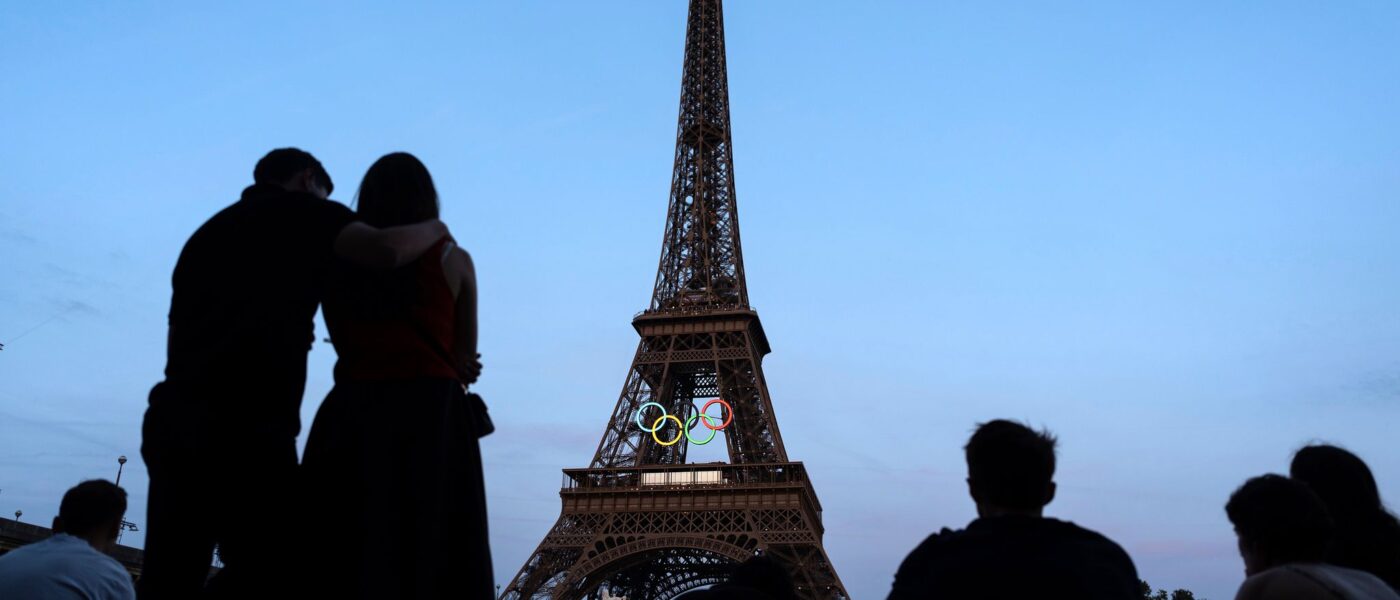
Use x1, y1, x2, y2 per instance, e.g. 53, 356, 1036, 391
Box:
253, 147, 333, 199
1225, 474, 1332, 576
729, 555, 796, 600
965, 419, 1058, 517
51, 479, 127, 553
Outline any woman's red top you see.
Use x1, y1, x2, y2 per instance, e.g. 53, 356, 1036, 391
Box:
324, 239, 458, 382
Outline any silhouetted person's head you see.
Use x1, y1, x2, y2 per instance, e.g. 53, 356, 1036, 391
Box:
51, 479, 127, 554
965, 419, 1057, 517
355, 152, 439, 228
1226, 474, 1332, 576
1291, 444, 1389, 524
729, 555, 796, 600
253, 147, 333, 199
1291, 444, 1400, 576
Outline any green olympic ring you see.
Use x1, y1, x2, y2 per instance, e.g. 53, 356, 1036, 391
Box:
684, 414, 718, 445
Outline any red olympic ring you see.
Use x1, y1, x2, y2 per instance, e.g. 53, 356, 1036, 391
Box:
699, 399, 733, 430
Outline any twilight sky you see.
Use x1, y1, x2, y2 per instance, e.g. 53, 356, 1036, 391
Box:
3, 2, 1400, 598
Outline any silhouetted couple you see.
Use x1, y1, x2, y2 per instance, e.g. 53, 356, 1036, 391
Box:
138, 149, 493, 599
1227, 445, 1400, 599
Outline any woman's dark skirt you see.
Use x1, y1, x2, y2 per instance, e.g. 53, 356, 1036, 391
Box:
302, 378, 494, 600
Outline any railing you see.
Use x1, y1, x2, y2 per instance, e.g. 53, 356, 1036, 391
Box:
560, 462, 825, 521
562, 461, 803, 490
1, 517, 146, 571
633, 303, 754, 320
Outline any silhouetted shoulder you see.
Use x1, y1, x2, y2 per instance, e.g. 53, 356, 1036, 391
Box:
889, 527, 962, 598
1235, 567, 1321, 600
889, 518, 1138, 599
1238, 564, 1400, 600
1044, 518, 1140, 579
1047, 518, 1134, 548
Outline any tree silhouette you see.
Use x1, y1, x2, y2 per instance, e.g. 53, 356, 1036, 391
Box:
1140, 579, 1200, 600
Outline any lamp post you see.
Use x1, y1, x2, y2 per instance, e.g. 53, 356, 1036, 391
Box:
115, 455, 127, 487
114, 455, 138, 543
14, 509, 21, 523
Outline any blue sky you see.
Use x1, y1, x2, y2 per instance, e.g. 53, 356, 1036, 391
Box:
3, 1, 1399, 597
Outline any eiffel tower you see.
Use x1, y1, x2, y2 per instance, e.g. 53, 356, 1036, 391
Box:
500, 1, 848, 598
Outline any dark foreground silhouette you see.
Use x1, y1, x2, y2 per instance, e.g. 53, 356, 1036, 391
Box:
678, 556, 798, 600
302, 152, 493, 599
0, 480, 134, 599
1291, 445, 1400, 591
138, 148, 451, 599
887, 420, 1141, 599
1227, 474, 1398, 599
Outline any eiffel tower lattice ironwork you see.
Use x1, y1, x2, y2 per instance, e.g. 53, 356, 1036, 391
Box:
500, 2, 847, 599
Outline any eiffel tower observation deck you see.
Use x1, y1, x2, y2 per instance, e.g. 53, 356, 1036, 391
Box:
500, 1, 848, 598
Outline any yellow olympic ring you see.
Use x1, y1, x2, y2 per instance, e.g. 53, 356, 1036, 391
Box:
651, 414, 684, 446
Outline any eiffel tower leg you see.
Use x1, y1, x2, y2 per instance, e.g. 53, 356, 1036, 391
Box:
499, 511, 599, 599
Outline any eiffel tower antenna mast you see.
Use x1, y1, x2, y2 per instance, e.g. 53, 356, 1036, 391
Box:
502, 2, 847, 598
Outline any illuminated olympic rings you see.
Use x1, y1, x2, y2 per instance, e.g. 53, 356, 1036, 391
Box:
633, 399, 732, 446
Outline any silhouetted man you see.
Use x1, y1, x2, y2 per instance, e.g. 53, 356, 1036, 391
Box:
1228, 474, 1398, 600
139, 148, 451, 599
888, 419, 1139, 599
0, 480, 135, 600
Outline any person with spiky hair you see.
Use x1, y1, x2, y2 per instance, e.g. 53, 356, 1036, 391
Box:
888, 419, 1139, 599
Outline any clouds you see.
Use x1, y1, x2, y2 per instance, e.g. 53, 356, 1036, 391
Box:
0, 228, 38, 245
2, 297, 102, 346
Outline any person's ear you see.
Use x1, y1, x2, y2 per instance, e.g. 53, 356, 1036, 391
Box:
108, 519, 121, 542
300, 168, 318, 192
966, 477, 980, 503
303, 169, 330, 198
51, 516, 64, 532
1044, 481, 1057, 507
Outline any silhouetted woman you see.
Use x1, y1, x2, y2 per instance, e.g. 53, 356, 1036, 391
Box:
302, 152, 492, 599
1291, 444, 1400, 592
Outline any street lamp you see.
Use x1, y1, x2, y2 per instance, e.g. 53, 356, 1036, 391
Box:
115, 456, 127, 487
114, 455, 138, 544
14, 509, 21, 523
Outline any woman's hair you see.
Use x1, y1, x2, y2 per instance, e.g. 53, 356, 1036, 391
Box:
355, 152, 439, 227
1291, 444, 1400, 588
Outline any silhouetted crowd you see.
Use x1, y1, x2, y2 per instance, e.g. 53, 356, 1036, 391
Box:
0, 149, 1398, 600
882, 421, 1400, 600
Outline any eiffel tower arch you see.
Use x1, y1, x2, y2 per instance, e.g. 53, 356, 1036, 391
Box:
501, 2, 848, 598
